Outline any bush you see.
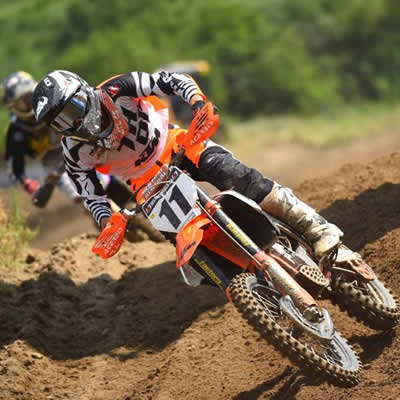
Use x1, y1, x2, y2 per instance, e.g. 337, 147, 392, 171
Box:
1, 0, 400, 121
0, 189, 38, 269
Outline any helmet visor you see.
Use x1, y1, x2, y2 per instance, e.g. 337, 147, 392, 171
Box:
50, 89, 87, 133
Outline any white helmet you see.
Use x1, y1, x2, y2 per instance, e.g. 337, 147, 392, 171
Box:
1, 71, 37, 120
33, 70, 129, 148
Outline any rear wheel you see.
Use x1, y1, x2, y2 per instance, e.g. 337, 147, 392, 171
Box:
330, 276, 399, 330
272, 218, 400, 330
229, 273, 361, 386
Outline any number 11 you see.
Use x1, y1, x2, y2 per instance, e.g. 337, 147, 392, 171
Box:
159, 184, 192, 229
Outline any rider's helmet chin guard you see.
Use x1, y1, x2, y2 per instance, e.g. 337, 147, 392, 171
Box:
95, 90, 130, 149
0, 71, 37, 120
33, 70, 129, 148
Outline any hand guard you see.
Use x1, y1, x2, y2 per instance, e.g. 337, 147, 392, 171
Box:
92, 212, 128, 259
177, 102, 220, 150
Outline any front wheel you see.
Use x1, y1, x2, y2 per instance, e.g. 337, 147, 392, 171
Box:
229, 273, 361, 387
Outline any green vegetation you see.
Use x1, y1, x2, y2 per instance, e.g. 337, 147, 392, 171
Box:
0, 189, 38, 270
1, 0, 399, 147
229, 102, 400, 148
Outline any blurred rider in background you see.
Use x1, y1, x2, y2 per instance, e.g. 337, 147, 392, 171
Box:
31, 69, 345, 260
0, 71, 79, 205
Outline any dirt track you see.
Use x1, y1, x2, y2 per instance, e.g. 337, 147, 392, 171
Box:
1, 132, 400, 399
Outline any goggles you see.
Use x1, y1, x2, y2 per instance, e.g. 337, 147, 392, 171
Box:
10, 92, 32, 112
50, 89, 88, 133
8, 92, 35, 119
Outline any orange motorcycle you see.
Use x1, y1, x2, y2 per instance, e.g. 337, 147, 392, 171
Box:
92, 103, 398, 386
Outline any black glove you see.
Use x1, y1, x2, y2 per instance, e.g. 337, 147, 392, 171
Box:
191, 100, 219, 116
191, 100, 206, 116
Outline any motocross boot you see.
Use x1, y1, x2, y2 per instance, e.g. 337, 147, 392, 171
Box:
260, 183, 343, 259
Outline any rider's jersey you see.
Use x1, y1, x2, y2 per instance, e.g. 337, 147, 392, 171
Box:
61, 71, 205, 226
5, 113, 60, 182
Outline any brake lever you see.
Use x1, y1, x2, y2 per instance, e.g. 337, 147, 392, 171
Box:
120, 202, 142, 219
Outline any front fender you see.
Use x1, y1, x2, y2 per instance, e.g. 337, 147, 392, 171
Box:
176, 214, 211, 269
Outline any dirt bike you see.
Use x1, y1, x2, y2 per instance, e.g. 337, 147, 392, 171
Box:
91, 103, 398, 386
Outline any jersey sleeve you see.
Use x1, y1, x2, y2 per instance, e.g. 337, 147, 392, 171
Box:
101, 71, 206, 104
61, 137, 112, 226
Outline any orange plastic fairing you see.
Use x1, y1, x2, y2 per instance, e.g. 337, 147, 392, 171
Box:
176, 215, 211, 269
96, 165, 111, 174
201, 224, 257, 273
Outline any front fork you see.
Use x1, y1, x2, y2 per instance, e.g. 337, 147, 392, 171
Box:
195, 188, 317, 312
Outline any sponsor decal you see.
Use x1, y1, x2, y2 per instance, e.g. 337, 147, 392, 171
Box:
194, 257, 223, 289
141, 164, 170, 202
35, 96, 48, 119
190, 120, 215, 146
226, 222, 252, 247
43, 77, 54, 88
108, 85, 120, 97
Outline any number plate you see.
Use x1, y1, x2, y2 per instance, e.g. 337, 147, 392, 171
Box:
142, 167, 200, 233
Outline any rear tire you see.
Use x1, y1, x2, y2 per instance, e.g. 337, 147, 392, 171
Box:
330, 277, 399, 330
272, 218, 400, 330
229, 273, 361, 387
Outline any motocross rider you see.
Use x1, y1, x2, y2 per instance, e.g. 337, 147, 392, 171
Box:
32, 69, 343, 260
0, 71, 79, 202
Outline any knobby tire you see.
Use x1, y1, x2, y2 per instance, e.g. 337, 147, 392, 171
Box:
229, 273, 361, 387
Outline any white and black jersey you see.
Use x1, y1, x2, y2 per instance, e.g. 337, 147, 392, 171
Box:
61, 71, 205, 226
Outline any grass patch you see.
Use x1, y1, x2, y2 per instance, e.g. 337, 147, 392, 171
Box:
0, 188, 38, 270
227, 103, 400, 148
